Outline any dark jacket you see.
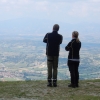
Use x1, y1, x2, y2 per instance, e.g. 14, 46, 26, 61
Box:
65, 39, 81, 59
43, 31, 63, 56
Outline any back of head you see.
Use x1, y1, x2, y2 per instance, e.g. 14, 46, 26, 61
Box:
53, 24, 59, 31
72, 31, 80, 43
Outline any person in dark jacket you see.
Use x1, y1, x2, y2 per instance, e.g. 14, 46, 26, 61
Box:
65, 31, 81, 88
43, 24, 63, 87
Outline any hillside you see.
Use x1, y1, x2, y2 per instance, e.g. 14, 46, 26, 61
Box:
0, 39, 100, 80
0, 79, 100, 100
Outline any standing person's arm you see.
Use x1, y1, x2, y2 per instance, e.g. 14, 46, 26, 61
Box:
65, 41, 71, 51
59, 35, 63, 44
43, 34, 48, 43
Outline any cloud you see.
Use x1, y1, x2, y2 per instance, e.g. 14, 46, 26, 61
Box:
0, 0, 48, 12
90, 0, 100, 2
0, 0, 100, 35
0, 0, 100, 23
0, 0, 49, 20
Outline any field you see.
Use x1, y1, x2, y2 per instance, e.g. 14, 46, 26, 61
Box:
0, 39, 100, 80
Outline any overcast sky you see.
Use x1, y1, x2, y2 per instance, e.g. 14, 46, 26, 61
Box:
0, 0, 100, 41
0, 0, 100, 23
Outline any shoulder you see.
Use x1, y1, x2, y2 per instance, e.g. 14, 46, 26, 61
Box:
77, 40, 81, 44
58, 33, 62, 36
71, 39, 75, 42
47, 32, 52, 35
45, 32, 51, 36
47, 32, 52, 34
58, 33, 63, 38
47, 32, 51, 34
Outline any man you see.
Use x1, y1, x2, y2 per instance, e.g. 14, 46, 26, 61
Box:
43, 24, 63, 87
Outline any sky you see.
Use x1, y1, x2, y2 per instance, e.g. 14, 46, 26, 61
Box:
0, 0, 100, 22
0, 0, 100, 41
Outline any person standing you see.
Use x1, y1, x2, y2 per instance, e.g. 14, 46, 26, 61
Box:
65, 31, 81, 88
43, 24, 63, 87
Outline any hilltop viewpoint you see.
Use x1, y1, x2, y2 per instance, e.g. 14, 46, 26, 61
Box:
0, 79, 100, 100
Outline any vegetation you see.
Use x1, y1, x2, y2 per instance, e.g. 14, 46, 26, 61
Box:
0, 39, 100, 80
0, 79, 100, 100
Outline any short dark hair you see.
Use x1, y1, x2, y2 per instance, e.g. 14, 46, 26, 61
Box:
72, 31, 79, 38
53, 24, 59, 31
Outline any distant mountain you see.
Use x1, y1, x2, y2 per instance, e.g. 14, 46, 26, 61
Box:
0, 18, 100, 36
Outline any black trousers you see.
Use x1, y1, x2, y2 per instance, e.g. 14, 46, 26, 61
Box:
67, 60, 80, 85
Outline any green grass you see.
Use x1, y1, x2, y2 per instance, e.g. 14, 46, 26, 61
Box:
0, 79, 100, 100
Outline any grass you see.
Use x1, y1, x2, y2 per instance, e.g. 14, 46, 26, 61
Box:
0, 79, 100, 100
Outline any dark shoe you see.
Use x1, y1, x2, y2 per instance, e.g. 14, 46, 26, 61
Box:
47, 82, 52, 87
68, 84, 75, 88
53, 82, 57, 87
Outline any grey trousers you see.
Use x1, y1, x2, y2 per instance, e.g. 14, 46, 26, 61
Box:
47, 56, 58, 83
